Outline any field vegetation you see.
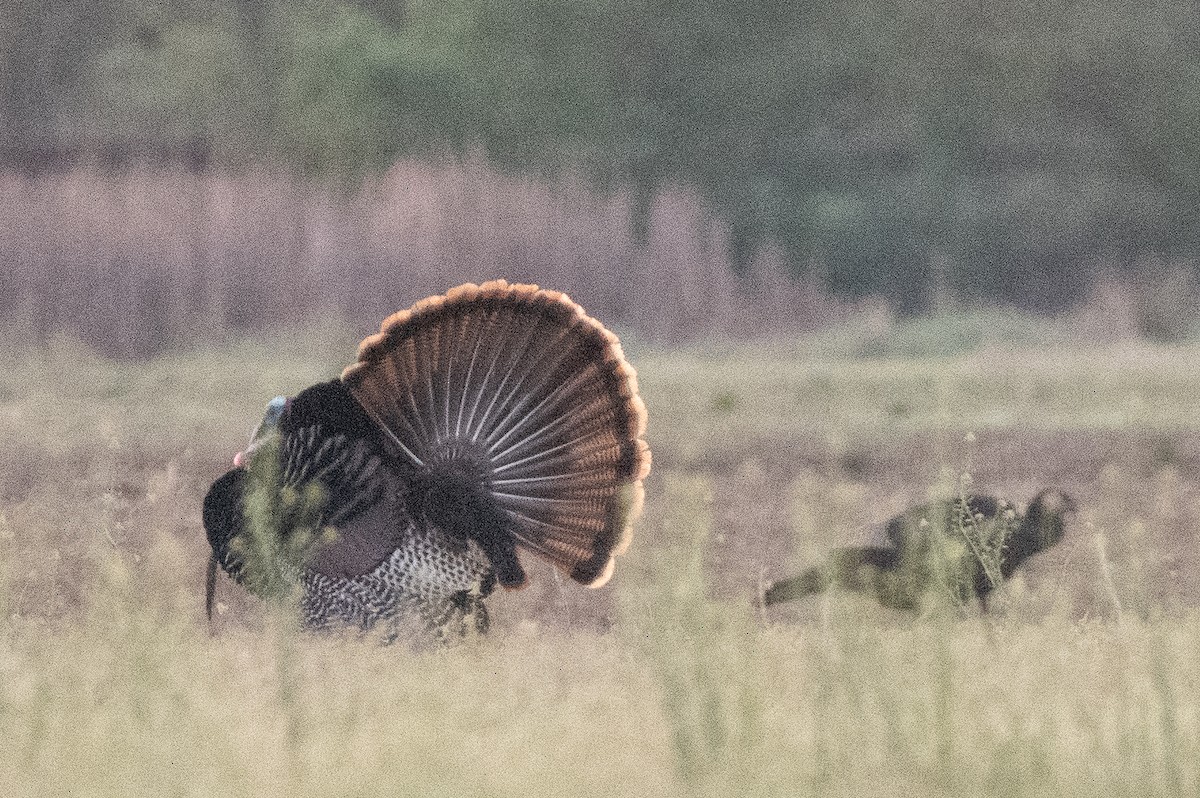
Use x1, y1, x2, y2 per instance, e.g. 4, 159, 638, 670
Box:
7, 0, 1200, 311
3, 313, 1199, 796
5, 1, 1199, 793
0, 166, 839, 358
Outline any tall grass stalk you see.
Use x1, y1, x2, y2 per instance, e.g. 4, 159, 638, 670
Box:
622, 474, 767, 793
238, 436, 326, 790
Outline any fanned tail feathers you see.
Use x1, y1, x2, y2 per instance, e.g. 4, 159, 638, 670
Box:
341, 280, 651, 588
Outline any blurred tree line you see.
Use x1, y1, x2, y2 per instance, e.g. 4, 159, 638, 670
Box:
3, 0, 1198, 313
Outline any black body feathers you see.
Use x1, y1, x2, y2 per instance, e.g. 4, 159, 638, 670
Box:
763, 490, 1073, 612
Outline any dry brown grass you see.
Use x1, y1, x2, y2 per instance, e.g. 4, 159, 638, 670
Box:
4, 323, 1200, 796
5, 328, 1200, 630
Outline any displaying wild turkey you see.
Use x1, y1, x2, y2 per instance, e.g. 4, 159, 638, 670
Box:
762, 490, 1073, 612
203, 281, 651, 641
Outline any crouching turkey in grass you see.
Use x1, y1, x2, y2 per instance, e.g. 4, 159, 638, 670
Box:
203, 280, 651, 642
761, 490, 1074, 613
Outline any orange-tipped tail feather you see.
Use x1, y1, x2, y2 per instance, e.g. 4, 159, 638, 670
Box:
341, 280, 650, 588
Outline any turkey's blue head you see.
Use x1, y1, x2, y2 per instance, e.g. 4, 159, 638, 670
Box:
233, 395, 290, 468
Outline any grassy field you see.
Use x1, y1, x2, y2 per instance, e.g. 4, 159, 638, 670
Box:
3, 314, 1200, 796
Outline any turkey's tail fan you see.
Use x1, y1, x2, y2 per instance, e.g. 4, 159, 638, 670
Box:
341, 280, 651, 589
